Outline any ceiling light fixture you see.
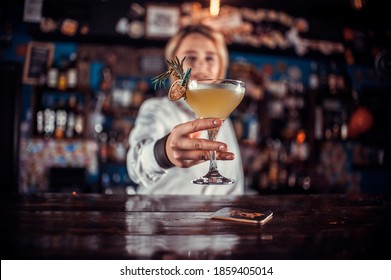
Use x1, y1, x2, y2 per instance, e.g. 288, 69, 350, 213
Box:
210, 0, 220, 16
351, 0, 365, 11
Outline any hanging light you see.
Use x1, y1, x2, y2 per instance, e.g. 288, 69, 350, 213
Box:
210, 0, 220, 17
351, 0, 365, 11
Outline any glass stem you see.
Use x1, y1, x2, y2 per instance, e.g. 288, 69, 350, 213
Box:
208, 127, 220, 172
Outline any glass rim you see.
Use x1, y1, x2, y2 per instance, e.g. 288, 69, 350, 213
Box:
188, 78, 245, 86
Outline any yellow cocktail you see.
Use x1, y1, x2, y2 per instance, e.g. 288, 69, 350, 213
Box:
185, 79, 245, 185
186, 81, 245, 119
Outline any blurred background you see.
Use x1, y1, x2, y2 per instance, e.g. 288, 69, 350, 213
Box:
1, 0, 390, 195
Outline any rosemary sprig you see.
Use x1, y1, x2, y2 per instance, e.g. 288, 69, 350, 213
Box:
181, 68, 192, 86
152, 56, 187, 90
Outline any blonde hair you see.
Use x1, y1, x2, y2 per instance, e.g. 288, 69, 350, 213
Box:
165, 24, 228, 79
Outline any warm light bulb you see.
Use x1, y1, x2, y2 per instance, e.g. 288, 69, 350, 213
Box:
210, 0, 220, 17
296, 130, 306, 144
351, 0, 365, 10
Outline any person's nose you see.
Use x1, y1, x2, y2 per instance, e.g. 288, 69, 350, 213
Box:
194, 59, 207, 72
192, 60, 209, 79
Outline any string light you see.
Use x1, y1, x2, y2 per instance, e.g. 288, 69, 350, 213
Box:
210, 0, 220, 17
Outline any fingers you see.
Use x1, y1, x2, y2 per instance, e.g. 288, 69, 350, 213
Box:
174, 118, 223, 136
165, 118, 235, 168
167, 138, 235, 168
170, 151, 235, 168
171, 137, 227, 152
169, 118, 226, 151
173, 150, 235, 161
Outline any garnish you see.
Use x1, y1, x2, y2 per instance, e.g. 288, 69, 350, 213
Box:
152, 56, 191, 101
168, 80, 187, 101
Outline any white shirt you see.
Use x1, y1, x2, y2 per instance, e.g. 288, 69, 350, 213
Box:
126, 97, 244, 195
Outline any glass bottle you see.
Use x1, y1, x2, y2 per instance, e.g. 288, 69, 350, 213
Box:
57, 56, 68, 91
67, 52, 78, 89
47, 62, 58, 89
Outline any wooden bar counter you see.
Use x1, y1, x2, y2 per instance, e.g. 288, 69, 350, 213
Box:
1, 192, 390, 260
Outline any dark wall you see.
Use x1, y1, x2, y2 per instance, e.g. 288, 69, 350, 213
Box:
0, 61, 22, 194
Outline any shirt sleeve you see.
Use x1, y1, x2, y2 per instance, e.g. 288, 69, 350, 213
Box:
126, 99, 172, 186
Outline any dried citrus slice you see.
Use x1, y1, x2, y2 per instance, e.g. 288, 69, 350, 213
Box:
168, 79, 187, 101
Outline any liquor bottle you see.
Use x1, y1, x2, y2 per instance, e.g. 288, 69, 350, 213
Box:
291, 129, 309, 161
66, 111, 75, 138
100, 66, 113, 92
314, 106, 323, 140
43, 96, 55, 139
74, 100, 84, 137
36, 109, 44, 135
308, 61, 319, 91
74, 114, 84, 137
99, 132, 108, 162
47, 62, 58, 89
331, 114, 341, 140
36, 95, 46, 136
57, 56, 68, 91
115, 137, 127, 162
43, 110, 55, 139
328, 61, 338, 95
65, 95, 77, 138
340, 111, 348, 141
54, 98, 67, 139
100, 66, 113, 112
77, 53, 90, 89
107, 130, 118, 162
67, 52, 78, 89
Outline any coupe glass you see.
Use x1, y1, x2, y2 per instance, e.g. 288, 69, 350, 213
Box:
185, 78, 245, 185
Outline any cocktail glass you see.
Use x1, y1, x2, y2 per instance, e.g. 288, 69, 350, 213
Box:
185, 78, 245, 185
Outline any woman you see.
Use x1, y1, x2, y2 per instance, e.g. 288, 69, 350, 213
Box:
126, 24, 244, 195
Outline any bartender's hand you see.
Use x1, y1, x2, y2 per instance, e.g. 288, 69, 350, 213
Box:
166, 118, 235, 168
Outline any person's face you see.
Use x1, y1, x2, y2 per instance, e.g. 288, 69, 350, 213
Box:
175, 33, 222, 80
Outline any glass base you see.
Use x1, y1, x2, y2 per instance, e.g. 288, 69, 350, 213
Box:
192, 170, 235, 185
